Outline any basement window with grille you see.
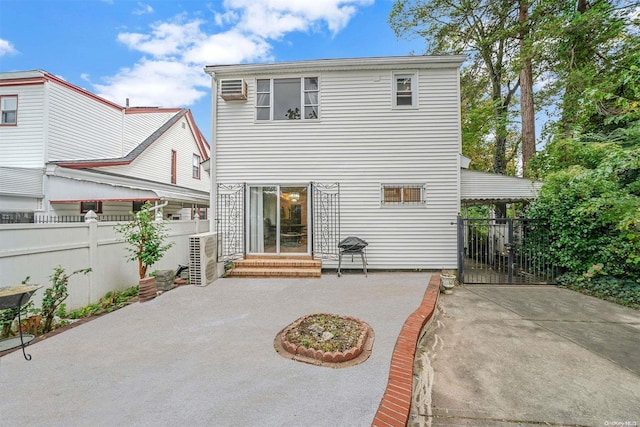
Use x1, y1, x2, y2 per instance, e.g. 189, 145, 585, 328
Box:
381, 184, 426, 206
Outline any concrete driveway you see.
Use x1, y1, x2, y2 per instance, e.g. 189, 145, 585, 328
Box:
416, 286, 640, 427
0, 272, 431, 427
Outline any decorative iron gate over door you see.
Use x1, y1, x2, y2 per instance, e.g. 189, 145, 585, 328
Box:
216, 184, 245, 262
311, 182, 340, 260
457, 217, 557, 284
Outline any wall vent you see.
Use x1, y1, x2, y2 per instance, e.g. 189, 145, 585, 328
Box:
220, 79, 247, 101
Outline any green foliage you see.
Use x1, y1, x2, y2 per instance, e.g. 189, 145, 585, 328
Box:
526, 138, 613, 179
41, 266, 92, 333
526, 147, 640, 281
115, 202, 174, 279
67, 286, 139, 319
557, 271, 640, 310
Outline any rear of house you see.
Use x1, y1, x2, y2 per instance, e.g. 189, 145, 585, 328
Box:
206, 55, 465, 271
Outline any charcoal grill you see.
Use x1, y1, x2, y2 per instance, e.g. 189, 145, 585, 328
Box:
337, 236, 368, 277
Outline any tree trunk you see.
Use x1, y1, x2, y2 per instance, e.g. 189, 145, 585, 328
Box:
519, 1, 536, 176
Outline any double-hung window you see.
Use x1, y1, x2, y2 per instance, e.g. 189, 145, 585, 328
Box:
381, 184, 426, 206
393, 73, 417, 108
256, 77, 319, 121
192, 154, 201, 179
1, 95, 18, 125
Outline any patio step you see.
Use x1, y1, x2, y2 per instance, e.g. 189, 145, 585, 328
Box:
226, 256, 321, 278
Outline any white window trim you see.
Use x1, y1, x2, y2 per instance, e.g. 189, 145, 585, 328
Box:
380, 183, 427, 207
255, 77, 320, 122
1, 94, 18, 125
192, 154, 201, 180
392, 71, 418, 109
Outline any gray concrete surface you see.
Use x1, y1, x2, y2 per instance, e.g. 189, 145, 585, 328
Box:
417, 285, 640, 427
0, 272, 431, 427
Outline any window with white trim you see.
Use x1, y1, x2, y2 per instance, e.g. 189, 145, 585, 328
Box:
192, 154, 201, 179
381, 184, 426, 205
1, 95, 17, 125
256, 77, 319, 121
393, 73, 417, 108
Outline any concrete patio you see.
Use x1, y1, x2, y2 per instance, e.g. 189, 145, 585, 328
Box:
0, 272, 432, 427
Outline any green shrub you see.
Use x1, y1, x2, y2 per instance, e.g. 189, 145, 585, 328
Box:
557, 270, 640, 309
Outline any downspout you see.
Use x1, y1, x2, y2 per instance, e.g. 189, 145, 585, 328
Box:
208, 70, 218, 234
150, 200, 169, 222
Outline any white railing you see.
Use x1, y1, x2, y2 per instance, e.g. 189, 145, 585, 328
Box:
0, 217, 209, 311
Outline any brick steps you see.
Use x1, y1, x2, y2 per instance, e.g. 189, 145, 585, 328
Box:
226, 256, 321, 278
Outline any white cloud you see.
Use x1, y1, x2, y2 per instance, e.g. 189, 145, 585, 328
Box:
133, 2, 154, 16
118, 19, 204, 57
0, 38, 17, 56
95, 59, 209, 107
94, 0, 372, 108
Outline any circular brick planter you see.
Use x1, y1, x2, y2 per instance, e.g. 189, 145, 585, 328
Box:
274, 313, 374, 368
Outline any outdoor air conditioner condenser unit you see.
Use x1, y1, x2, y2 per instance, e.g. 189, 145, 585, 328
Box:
188, 232, 218, 287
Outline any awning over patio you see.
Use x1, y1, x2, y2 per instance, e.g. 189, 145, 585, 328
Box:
45, 166, 209, 206
460, 169, 542, 205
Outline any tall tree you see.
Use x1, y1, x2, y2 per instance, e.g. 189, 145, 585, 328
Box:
390, 0, 523, 175
518, 0, 536, 175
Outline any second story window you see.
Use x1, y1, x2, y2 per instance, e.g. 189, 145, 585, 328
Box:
256, 77, 319, 121
393, 73, 417, 108
1, 95, 17, 125
192, 154, 201, 179
171, 150, 177, 184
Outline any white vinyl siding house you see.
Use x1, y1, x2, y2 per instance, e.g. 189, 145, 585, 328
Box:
206, 56, 465, 270
0, 70, 210, 222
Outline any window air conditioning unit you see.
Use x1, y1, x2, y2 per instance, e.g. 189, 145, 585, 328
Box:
220, 79, 247, 101
189, 232, 218, 286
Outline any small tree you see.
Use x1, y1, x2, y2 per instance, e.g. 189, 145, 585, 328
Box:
41, 267, 91, 333
115, 202, 174, 279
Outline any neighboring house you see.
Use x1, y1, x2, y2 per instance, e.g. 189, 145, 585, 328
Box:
204, 56, 540, 273
0, 70, 210, 223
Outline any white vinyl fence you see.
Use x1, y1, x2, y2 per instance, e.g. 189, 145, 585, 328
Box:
0, 218, 209, 311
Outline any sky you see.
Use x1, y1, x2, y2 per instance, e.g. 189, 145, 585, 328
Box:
0, 0, 426, 142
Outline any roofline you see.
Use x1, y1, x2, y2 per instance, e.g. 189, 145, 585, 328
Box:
1, 70, 124, 111
51, 108, 209, 168
205, 55, 467, 76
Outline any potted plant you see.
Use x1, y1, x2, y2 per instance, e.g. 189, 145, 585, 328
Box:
116, 202, 174, 302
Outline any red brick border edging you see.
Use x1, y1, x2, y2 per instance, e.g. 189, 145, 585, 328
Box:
372, 273, 440, 427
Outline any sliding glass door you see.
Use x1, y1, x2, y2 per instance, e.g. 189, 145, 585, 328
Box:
248, 185, 309, 254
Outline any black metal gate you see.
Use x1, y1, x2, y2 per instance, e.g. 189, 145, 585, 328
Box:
311, 182, 340, 260
457, 217, 557, 284
216, 184, 245, 262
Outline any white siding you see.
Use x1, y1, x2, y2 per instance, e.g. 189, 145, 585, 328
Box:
0, 167, 43, 198
0, 84, 46, 167
47, 82, 123, 160
214, 65, 462, 269
100, 117, 210, 193
461, 169, 543, 202
123, 111, 177, 155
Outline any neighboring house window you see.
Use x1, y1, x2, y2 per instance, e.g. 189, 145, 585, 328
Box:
393, 73, 417, 108
1, 95, 18, 125
81, 201, 102, 213
381, 184, 426, 205
256, 77, 319, 121
132, 201, 149, 212
192, 154, 201, 179
171, 150, 177, 184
